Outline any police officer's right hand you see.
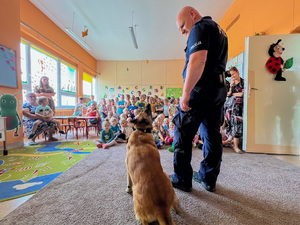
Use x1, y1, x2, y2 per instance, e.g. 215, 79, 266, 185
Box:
180, 93, 190, 112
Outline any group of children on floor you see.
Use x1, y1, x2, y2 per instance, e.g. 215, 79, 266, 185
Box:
72, 92, 227, 151
80, 92, 182, 150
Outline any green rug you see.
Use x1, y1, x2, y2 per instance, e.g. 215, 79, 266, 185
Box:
0, 141, 97, 202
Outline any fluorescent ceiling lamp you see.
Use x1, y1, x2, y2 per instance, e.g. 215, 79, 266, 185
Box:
65, 28, 91, 50
129, 26, 138, 49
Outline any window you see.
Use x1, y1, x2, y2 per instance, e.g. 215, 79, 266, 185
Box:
60, 61, 77, 106
21, 41, 29, 102
82, 72, 94, 98
30, 45, 58, 106
20, 42, 28, 84
21, 40, 77, 108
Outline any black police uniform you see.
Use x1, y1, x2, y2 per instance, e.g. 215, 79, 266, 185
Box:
172, 16, 228, 190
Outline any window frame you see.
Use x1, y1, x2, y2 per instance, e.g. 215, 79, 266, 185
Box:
21, 39, 78, 109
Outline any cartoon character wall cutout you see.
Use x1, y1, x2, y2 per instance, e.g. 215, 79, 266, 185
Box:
0, 91, 22, 137
265, 39, 293, 81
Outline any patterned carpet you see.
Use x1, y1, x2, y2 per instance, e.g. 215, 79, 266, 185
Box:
0, 141, 96, 202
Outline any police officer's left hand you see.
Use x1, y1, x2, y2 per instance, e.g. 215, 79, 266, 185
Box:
180, 93, 190, 112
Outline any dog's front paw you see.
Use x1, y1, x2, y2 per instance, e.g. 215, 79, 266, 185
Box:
126, 186, 132, 193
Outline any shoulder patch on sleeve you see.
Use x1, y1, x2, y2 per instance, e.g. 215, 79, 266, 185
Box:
190, 41, 202, 51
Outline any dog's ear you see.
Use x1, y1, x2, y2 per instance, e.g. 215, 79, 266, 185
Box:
145, 104, 152, 116
131, 118, 137, 124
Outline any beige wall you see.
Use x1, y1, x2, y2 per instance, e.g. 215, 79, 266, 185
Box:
96, 59, 185, 99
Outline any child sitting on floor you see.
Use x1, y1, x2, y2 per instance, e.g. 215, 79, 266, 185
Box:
165, 121, 175, 145
110, 116, 121, 138
152, 122, 164, 149
116, 119, 133, 143
221, 121, 233, 147
94, 119, 116, 149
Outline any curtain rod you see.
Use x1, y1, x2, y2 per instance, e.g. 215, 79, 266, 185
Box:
20, 21, 100, 76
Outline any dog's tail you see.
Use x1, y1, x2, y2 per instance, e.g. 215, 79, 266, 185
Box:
156, 209, 174, 225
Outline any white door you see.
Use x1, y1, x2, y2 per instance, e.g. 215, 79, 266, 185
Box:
243, 34, 300, 155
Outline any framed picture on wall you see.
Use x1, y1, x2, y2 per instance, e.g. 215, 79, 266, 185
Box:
0, 44, 18, 88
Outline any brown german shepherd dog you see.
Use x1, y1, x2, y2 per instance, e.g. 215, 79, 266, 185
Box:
126, 104, 179, 225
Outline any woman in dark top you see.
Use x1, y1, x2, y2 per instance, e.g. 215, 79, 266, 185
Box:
224, 66, 244, 153
34, 76, 56, 114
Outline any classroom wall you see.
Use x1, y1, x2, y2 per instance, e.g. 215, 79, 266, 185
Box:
0, 0, 23, 149
20, 0, 97, 97
219, 0, 300, 59
96, 59, 185, 100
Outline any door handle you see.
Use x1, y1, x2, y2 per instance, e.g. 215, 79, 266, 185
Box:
248, 85, 258, 98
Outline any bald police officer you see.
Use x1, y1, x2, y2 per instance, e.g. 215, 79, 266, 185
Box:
169, 6, 228, 192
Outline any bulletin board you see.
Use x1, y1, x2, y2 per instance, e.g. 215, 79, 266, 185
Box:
226, 52, 245, 79
166, 88, 183, 98
0, 45, 17, 88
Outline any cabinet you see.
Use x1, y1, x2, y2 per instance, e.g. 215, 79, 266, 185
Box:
0, 117, 7, 155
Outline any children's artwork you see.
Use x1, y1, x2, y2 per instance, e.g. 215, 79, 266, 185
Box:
104, 84, 166, 99
0, 45, 17, 88
141, 85, 166, 98
0, 91, 22, 137
103, 85, 116, 99
166, 88, 183, 98
265, 39, 293, 81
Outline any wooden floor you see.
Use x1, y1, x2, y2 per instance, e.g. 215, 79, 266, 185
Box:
0, 131, 299, 220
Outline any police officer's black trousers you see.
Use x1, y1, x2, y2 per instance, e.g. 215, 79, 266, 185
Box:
172, 84, 227, 188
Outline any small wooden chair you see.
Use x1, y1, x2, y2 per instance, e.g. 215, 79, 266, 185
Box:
85, 117, 100, 139
65, 117, 85, 139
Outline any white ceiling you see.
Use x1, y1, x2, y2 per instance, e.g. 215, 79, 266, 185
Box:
30, 0, 235, 61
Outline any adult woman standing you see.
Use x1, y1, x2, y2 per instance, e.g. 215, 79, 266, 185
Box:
34, 76, 56, 114
224, 66, 244, 153
22, 93, 57, 145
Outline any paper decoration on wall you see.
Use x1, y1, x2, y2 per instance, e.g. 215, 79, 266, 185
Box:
118, 86, 122, 89
118, 94, 121, 97
166, 88, 183, 98
0, 91, 22, 137
266, 39, 293, 81
160, 86, 164, 89
135, 86, 138, 89
82, 26, 88, 37
104, 93, 107, 98
104, 84, 166, 99
0, 45, 17, 88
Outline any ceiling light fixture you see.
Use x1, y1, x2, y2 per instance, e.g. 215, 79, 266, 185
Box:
129, 26, 138, 49
65, 28, 91, 51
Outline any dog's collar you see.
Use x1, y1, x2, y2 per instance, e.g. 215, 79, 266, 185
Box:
136, 128, 152, 133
